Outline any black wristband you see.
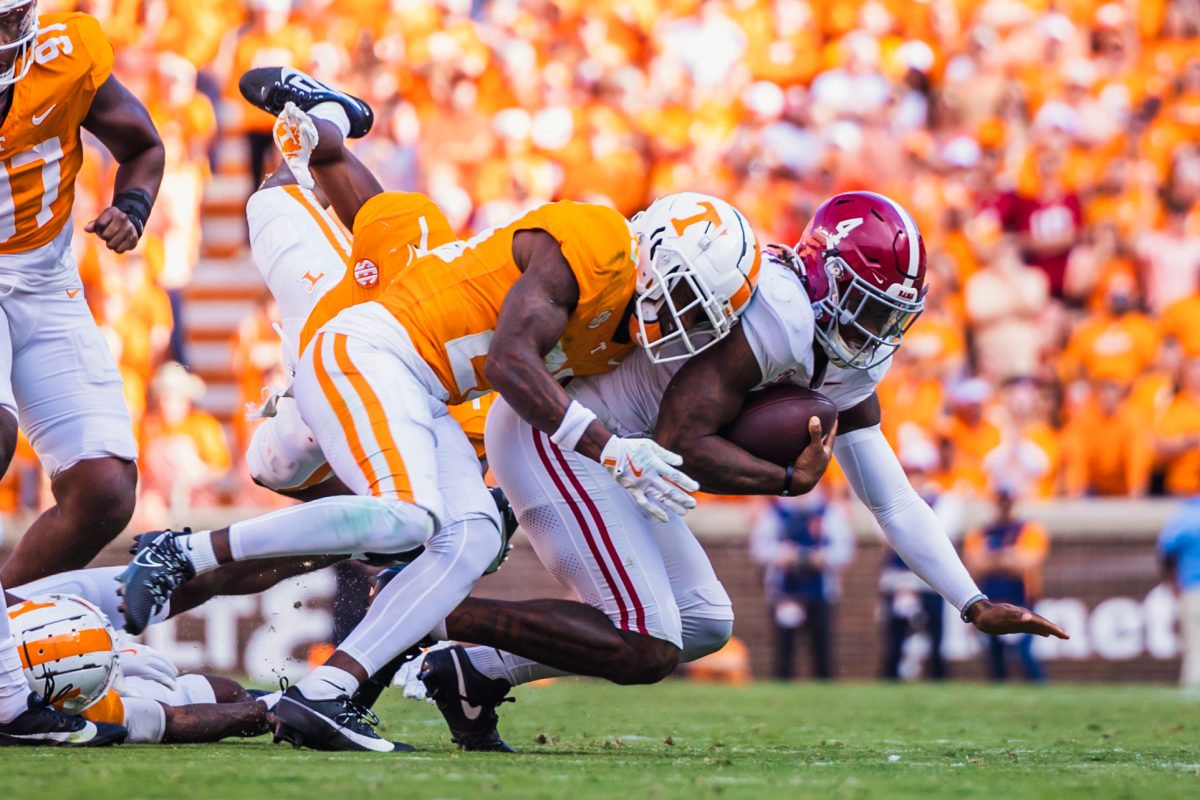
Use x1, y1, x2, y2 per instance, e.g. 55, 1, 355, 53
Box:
113, 188, 153, 238
780, 463, 795, 496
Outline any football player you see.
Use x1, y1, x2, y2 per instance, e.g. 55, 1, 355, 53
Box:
0, 581, 126, 745
397, 193, 1069, 751
119, 69, 761, 752
6, 579, 273, 745
0, 2, 163, 587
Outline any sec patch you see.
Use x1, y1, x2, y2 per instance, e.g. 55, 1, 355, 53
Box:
354, 259, 379, 287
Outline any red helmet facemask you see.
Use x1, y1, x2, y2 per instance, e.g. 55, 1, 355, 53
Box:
789, 191, 927, 370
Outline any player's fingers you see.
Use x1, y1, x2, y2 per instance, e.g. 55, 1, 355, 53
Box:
1024, 612, 1070, 640
654, 461, 699, 492
648, 442, 684, 466
822, 418, 839, 449
84, 218, 97, 233
652, 477, 696, 512
807, 416, 823, 441
636, 491, 670, 523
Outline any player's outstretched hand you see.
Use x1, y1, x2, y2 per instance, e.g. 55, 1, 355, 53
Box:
968, 599, 1069, 639
601, 436, 700, 523
86, 206, 140, 253
790, 416, 837, 495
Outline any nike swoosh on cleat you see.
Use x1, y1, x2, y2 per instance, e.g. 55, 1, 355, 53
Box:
130, 548, 165, 568
450, 651, 482, 721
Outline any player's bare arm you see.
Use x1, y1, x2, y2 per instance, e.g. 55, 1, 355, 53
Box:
837, 391, 1067, 640
81, 74, 164, 253
656, 326, 834, 495
486, 230, 598, 448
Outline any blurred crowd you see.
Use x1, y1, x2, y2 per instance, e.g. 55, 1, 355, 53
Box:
5, 0, 1200, 527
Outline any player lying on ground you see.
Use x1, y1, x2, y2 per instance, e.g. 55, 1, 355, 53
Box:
384, 191, 1067, 751
5, 580, 273, 745
0, 3, 163, 588
119, 68, 762, 752
0, 576, 126, 746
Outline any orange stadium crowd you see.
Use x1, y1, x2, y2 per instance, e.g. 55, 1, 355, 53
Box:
3, 0, 1200, 526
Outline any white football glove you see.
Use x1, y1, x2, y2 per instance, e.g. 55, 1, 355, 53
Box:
600, 436, 699, 522
115, 641, 178, 689
273, 101, 318, 190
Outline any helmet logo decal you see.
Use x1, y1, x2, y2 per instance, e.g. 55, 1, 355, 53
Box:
670, 201, 723, 237
822, 217, 864, 250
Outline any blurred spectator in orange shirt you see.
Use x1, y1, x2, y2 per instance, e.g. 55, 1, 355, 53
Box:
1059, 274, 1159, 386
141, 363, 233, 524
939, 379, 1002, 494
218, 0, 313, 188
1136, 200, 1200, 314
1155, 357, 1200, 496
1160, 271, 1200, 357
965, 237, 1050, 382
1063, 380, 1152, 498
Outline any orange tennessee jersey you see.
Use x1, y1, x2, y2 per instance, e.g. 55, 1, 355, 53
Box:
377, 201, 639, 406
299, 191, 456, 354
448, 394, 495, 460
0, 13, 113, 254
81, 689, 124, 725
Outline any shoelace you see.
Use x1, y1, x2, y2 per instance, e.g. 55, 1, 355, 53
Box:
332, 695, 382, 733
34, 675, 77, 717
143, 529, 193, 605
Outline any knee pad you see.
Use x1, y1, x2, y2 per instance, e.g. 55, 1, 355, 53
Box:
680, 615, 734, 663
677, 582, 735, 663
246, 402, 329, 492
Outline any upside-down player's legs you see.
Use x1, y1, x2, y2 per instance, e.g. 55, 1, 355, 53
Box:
245, 181, 348, 366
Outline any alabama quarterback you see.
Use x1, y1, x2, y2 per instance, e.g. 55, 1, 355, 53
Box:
120, 69, 760, 752
0, 2, 162, 746
399, 193, 1069, 751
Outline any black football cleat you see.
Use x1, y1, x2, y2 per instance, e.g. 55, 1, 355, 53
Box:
239, 67, 374, 138
273, 685, 413, 753
116, 529, 196, 635
419, 644, 515, 753
0, 693, 127, 747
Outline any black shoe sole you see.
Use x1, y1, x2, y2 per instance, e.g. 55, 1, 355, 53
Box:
274, 696, 413, 753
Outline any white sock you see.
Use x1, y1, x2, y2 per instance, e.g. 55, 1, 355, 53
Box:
464, 647, 566, 687
0, 581, 32, 723
337, 518, 499, 676
227, 497, 432, 563
427, 618, 447, 641
308, 101, 351, 139
177, 531, 219, 575
297, 665, 360, 701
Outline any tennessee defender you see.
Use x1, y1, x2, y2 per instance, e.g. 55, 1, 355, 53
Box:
120, 69, 759, 752
0, 3, 163, 590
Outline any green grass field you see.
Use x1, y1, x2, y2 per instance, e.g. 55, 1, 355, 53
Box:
3, 680, 1197, 800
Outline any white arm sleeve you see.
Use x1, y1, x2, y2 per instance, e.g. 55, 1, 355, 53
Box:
834, 424, 982, 611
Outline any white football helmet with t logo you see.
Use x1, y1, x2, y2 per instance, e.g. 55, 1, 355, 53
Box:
629, 192, 761, 364
0, 1, 37, 89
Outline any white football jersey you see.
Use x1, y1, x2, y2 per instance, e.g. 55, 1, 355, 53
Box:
567, 260, 890, 437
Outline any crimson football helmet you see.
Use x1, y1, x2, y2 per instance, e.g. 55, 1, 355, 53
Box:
790, 191, 927, 369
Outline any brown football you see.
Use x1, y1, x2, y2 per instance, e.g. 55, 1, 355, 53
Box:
719, 384, 839, 466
